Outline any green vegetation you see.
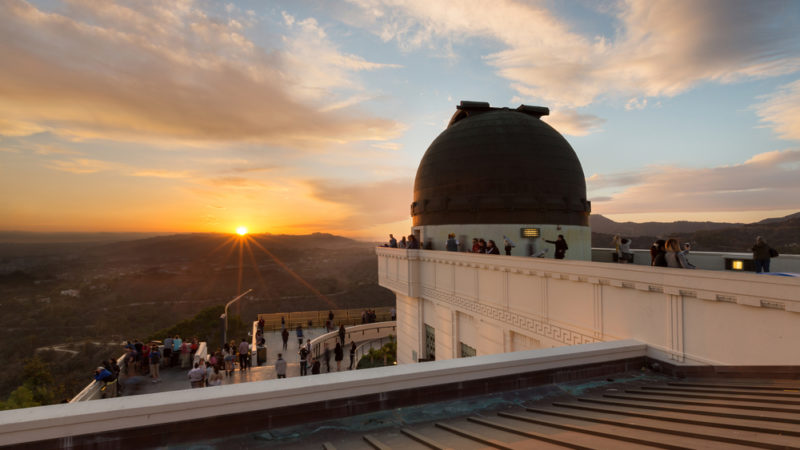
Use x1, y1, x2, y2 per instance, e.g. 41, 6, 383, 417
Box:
357, 338, 396, 369
0, 357, 63, 410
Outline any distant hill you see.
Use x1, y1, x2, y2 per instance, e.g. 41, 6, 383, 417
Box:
589, 215, 742, 236
591, 212, 800, 254
0, 231, 170, 244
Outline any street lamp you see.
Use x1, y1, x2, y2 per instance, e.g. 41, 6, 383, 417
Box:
221, 288, 253, 347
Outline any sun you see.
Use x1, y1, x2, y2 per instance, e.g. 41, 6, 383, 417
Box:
236, 226, 248, 236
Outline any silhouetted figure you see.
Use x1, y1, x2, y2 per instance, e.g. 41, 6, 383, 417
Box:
752, 236, 775, 273
651, 240, 667, 267
545, 235, 568, 259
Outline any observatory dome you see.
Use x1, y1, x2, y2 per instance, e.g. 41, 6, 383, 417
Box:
411, 101, 590, 227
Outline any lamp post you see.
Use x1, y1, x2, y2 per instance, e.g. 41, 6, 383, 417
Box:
221, 288, 253, 347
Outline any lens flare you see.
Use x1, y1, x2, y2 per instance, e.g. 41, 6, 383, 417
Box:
236, 226, 248, 236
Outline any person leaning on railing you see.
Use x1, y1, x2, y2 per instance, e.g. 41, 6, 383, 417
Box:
94, 366, 117, 398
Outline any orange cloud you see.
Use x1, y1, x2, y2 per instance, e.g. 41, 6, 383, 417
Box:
0, 0, 403, 146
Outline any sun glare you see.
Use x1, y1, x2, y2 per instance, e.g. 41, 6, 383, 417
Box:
236, 226, 248, 236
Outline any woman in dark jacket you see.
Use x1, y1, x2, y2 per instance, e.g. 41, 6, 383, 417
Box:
651, 239, 667, 267
486, 240, 501, 254
334, 343, 344, 371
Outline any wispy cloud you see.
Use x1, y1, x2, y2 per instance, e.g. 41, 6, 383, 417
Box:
306, 178, 412, 229
543, 109, 605, 136
591, 149, 800, 215
349, 0, 800, 121
754, 79, 800, 141
47, 158, 119, 174
0, 0, 403, 147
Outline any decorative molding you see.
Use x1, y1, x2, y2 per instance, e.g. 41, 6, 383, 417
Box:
668, 294, 685, 362
420, 287, 598, 347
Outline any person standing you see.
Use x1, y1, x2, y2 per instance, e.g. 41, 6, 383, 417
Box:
752, 236, 773, 273
471, 238, 480, 253
399, 236, 407, 248
334, 342, 344, 371
502, 235, 515, 255
148, 345, 161, 383
485, 240, 500, 255
179, 340, 191, 369
388, 234, 397, 248
349, 341, 357, 370
338, 324, 346, 346
545, 235, 568, 259
237, 338, 250, 373
275, 353, 287, 379
478, 239, 487, 253
311, 358, 321, 375
620, 238, 633, 263
681, 243, 696, 269
281, 327, 289, 351
445, 233, 458, 252
296, 324, 304, 347
651, 240, 667, 266
665, 239, 689, 268
407, 235, 420, 249
162, 336, 173, 367
299, 346, 309, 376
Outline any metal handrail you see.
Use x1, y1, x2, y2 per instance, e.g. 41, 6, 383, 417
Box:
308, 321, 396, 361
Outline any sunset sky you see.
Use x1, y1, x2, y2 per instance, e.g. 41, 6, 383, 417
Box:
1, 0, 799, 240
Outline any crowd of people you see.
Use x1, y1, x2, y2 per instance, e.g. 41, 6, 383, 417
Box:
385, 233, 569, 259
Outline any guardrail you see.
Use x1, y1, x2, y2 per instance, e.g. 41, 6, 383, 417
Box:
70, 352, 128, 403
354, 336, 395, 368
308, 321, 396, 363
72, 342, 208, 402
257, 308, 395, 331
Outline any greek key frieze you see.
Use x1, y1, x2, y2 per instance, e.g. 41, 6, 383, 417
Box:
419, 287, 598, 346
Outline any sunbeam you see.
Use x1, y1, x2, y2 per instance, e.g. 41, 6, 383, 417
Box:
245, 235, 336, 308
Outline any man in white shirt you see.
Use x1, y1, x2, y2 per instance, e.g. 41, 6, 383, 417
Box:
187, 363, 205, 388
275, 353, 287, 379
238, 338, 250, 372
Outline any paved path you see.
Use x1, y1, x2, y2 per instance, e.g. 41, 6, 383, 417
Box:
122, 328, 353, 396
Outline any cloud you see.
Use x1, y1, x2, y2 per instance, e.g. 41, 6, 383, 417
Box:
0, 118, 47, 137
542, 109, 605, 136
0, 0, 402, 146
349, 0, 800, 109
591, 149, 800, 215
306, 178, 412, 228
130, 169, 191, 179
754, 79, 800, 141
47, 158, 119, 174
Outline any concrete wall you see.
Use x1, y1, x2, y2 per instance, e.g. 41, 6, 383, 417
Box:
0, 341, 646, 447
377, 247, 800, 366
592, 247, 800, 273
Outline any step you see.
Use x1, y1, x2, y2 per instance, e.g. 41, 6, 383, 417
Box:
499, 409, 750, 450
525, 405, 800, 449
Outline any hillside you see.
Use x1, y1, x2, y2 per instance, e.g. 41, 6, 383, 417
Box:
0, 233, 393, 405
592, 213, 800, 254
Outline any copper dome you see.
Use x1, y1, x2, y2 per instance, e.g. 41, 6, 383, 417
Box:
411, 101, 590, 226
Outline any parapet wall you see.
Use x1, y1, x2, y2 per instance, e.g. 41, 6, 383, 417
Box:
377, 247, 800, 366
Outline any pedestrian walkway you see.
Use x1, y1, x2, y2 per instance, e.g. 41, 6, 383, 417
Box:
121, 327, 353, 397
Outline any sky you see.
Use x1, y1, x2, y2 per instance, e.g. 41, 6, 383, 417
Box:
1, 0, 799, 240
